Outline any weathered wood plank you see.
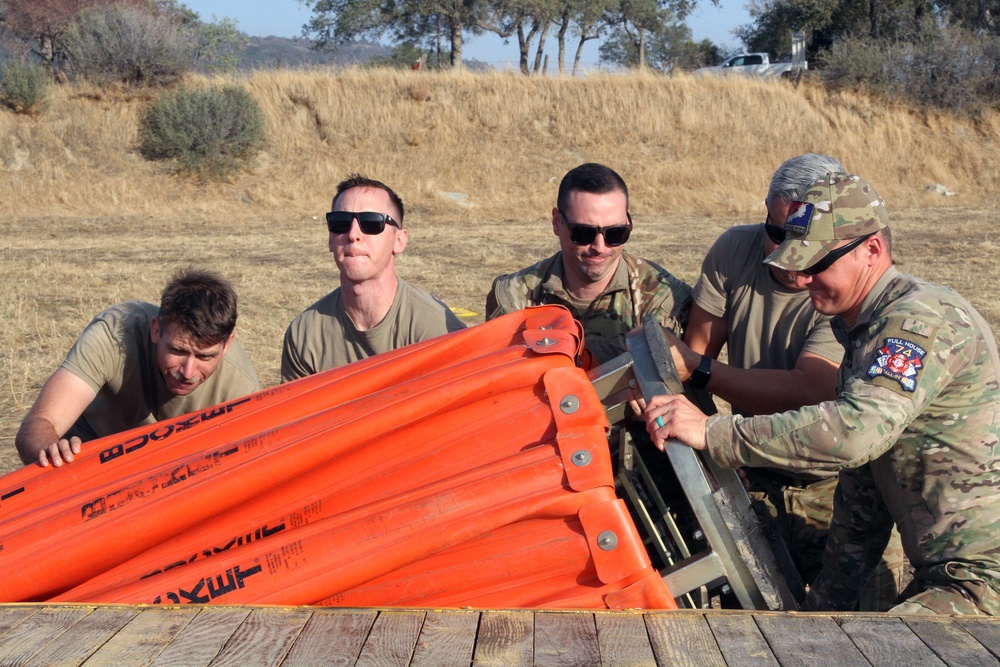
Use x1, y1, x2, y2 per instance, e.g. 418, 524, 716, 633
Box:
533, 611, 599, 667
147, 607, 252, 667
838, 617, 946, 667
27, 607, 139, 667
473, 610, 533, 667
956, 619, 1000, 660
0, 605, 93, 665
208, 607, 313, 667
355, 610, 425, 667
0, 606, 37, 638
704, 612, 779, 667
905, 617, 1000, 667
644, 612, 727, 667
283, 609, 378, 667
410, 610, 479, 667
82, 606, 200, 666
754, 615, 870, 667
595, 612, 656, 667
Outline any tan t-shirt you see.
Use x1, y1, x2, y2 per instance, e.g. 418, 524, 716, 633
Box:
693, 224, 843, 415
280, 277, 466, 382
61, 301, 260, 441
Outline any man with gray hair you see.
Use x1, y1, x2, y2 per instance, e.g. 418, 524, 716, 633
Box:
647, 172, 1000, 615
664, 154, 902, 609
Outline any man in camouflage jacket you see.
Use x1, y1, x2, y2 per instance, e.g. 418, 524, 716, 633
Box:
644, 172, 1000, 615
486, 162, 691, 365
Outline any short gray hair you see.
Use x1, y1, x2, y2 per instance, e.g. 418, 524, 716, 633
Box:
766, 154, 845, 207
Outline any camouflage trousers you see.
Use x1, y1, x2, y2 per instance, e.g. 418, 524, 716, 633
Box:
747, 471, 907, 611
890, 563, 1000, 615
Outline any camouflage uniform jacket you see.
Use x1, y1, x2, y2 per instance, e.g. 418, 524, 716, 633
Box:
705, 266, 1000, 609
486, 251, 692, 364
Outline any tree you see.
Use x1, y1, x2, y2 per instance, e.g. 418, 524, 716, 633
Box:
936, 0, 1000, 34
737, 0, 938, 62
552, 0, 617, 75
0, 0, 151, 72
600, 15, 716, 70
300, 0, 516, 69
602, 0, 706, 68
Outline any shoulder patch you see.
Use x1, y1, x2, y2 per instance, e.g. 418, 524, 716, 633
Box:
900, 318, 934, 338
867, 337, 926, 392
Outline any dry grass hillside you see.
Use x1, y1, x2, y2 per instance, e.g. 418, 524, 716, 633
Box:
1, 67, 998, 474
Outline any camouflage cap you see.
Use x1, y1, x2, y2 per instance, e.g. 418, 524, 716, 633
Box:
765, 172, 889, 272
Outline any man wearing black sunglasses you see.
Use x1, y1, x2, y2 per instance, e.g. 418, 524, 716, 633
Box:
645, 172, 1000, 616
485, 163, 691, 366
658, 154, 902, 610
281, 174, 464, 381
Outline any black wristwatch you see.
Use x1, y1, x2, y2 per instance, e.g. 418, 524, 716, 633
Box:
690, 355, 712, 389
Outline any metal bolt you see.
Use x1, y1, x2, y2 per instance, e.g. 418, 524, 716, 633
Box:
692, 530, 704, 541
559, 395, 579, 414
537, 337, 555, 347
597, 531, 618, 551
721, 584, 732, 596
571, 450, 592, 467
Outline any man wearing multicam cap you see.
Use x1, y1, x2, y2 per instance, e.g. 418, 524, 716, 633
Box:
662, 154, 903, 610
485, 162, 691, 365
644, 172, 1000, 615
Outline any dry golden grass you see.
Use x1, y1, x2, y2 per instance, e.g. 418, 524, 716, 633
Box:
1, 68, 998, 474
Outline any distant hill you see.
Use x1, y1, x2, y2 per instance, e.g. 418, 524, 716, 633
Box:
238, 36, 389, 70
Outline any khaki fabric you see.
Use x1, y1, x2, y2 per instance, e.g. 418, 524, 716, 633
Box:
281, 277, 466, 382
62, 301, 260, 442
694, 224, 843, 414
486, 251, 691, 365
707, 267, 1000, 613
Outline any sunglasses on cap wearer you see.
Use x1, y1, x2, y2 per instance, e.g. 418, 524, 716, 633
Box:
558, 210, 633, 247
764, 212, 786, 244
326, 211, 400, 235
802, 234, 874, 275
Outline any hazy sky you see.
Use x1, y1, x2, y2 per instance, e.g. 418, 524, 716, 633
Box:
181, 1, 751, 68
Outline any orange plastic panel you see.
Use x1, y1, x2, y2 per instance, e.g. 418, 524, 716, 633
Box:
0, 306, 674, 609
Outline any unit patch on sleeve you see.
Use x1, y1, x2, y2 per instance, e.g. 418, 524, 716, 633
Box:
867, 337, 926, 392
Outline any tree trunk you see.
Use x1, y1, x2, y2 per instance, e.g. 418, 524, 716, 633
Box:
450, 20, 464, 69
532, 21, 551, 75
517, 21, 539, 76
869, 0, 879, 39
556, 11, 569, 75
638, 27, 646, 69
573, 37, 587, 76
436, 15, 442, 68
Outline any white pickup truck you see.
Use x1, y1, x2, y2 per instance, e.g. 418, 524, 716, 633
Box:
694, 52, 807, 79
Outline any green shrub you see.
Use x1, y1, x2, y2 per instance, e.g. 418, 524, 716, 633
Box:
64, 5, 195, 86
0, 60, 50, 114
819, 23, 1000, 115
140, 85, 265, 180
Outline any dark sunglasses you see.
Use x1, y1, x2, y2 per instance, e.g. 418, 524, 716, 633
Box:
326, 211, 400, 235
764, 223, 786, 245
802, 234, 873, 275
559, 210, 632, 247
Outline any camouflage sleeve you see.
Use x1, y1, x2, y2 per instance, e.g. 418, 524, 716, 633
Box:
704, 381, 914, 473
705, 310, 972, 474
652, 283, 691, 338
804, 465, 895, 611
484, 277, 505, 321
